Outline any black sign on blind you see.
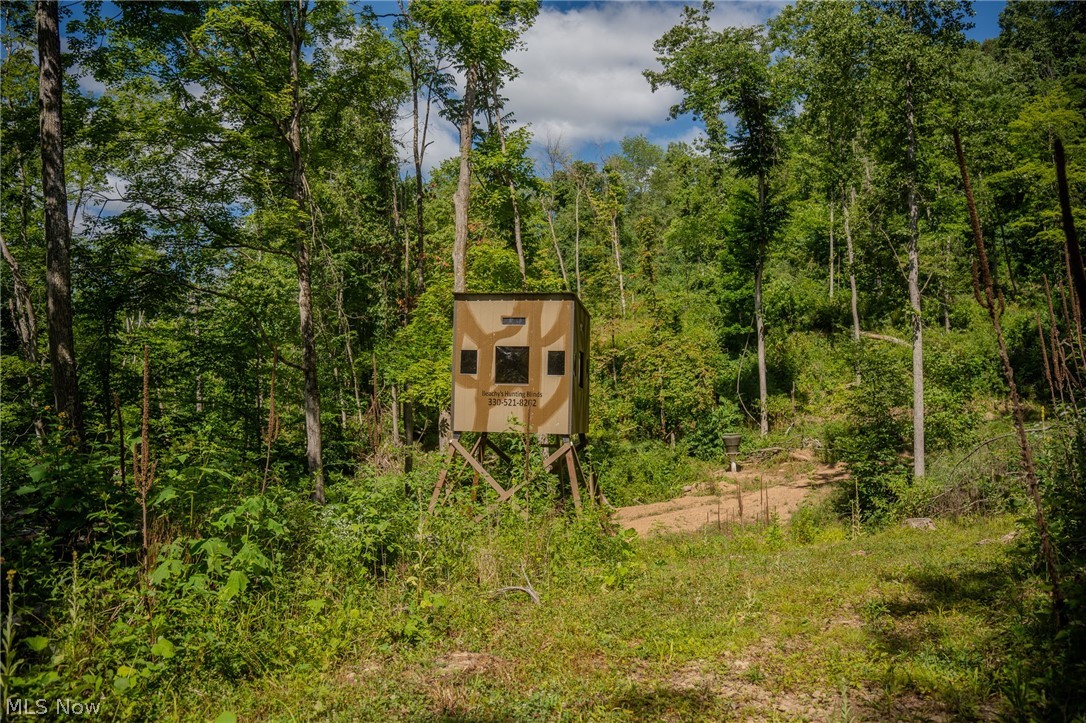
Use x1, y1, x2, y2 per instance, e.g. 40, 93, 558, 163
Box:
495, 346, 529, 384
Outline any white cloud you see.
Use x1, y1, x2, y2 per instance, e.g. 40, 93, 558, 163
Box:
397, 1, 782, 176
504, 1, 779, 155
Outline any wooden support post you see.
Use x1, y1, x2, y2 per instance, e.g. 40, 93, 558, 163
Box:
484, 435, 512, 464
470, 433, 486, 502
428, 436, 459, 514
450, 437, 510, 499
543, 441, 573, 470
574, 443, 596, 502
563, 435, 583, 512
429, 431, 594, 516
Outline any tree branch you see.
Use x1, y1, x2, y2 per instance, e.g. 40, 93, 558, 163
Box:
861, 331, 909, 347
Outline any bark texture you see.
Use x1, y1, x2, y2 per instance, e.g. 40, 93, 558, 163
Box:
37, 0, 84, 441
1054, 136, 1086, 320
755, 175, 769, 436
287, 0, 324, 503
453, 64, 477, 293
845, 187, 861, 343
905, 64, 924, 478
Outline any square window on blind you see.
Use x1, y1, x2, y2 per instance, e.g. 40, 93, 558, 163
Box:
460, 349, 478, 375
495, 346, 529, 384
547, 350, 565, 376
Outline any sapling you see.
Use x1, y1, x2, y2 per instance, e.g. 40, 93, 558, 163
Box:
134, 346, 156, 564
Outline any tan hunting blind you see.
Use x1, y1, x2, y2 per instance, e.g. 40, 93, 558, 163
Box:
429, 293, 603, 515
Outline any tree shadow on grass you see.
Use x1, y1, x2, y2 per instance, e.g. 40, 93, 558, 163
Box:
867, 561, 1018, 656
604, 685, 721, 720
427, 686, 719, 722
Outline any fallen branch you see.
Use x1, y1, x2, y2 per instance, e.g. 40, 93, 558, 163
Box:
747, 446, 783, 459
491, 586, 540, 604
490, 566, 539, 604
861, 331, 909, 347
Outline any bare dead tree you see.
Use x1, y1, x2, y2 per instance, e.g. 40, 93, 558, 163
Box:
1053, 136, 1086, 318
954, 129, 1064, 626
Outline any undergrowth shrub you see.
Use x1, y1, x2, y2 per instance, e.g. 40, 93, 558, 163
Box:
830, 344, 910, 524
1003, 415, 1086, 720
788, 501, 839, 544
684, 400, 742, 460
594, 440, 703, 506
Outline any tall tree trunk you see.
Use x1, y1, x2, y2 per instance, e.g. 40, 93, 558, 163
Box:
574, 185, 582, 296
543, 144, 570, 289
408, 48, 431, 295
1054, 136, 1086, 318
287, 0, 324, 503
508, 171, 525, 285
453, 64, 477, 293
390, 383, 401, 446
609, 213, 627, 318
490, 90, 527, 285
334, 365, 347, 428
0, 234, 39, 365
331, 277, 365, 428
544, 205, 569, 289
955, 130, 1065, 625
844, 187, 861, 343
37, 0, 83, 442
403, 394, 414, 444
756, 174, 769, 436
828, 201, 835, 299
905, 65, 924, 478
1, 232, 45, 439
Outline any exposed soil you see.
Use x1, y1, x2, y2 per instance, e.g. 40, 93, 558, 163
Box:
615, 448, 848, 536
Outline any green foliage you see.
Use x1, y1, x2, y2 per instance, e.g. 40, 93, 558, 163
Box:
594, 440, 704, 507
380, 282, 453, 420
830, 344, 911, 523
1004, 417, 1086, 719
684, 400, 743, 461
3, 1, 1085, 717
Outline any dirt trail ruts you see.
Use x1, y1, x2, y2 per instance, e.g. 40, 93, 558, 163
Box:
615, 448, 847, 536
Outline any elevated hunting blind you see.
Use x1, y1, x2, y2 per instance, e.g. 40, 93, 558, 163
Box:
429, 293, 602, 515
451, 292, 589, 435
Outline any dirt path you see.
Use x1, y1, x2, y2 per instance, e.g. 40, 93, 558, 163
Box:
615, 448, 848, 536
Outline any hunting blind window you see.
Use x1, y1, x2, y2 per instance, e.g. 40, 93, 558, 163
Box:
460, 349, 478, 375
495, 345, 530, 384
547, 350, 565, 376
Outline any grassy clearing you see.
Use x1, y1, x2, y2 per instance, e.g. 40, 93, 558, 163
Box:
184, 514, 1020, 721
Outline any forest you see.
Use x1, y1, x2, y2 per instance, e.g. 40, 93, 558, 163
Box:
1, 0, 1084, 719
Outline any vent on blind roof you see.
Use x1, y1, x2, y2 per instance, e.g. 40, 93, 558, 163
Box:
501, 317, 526, 325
